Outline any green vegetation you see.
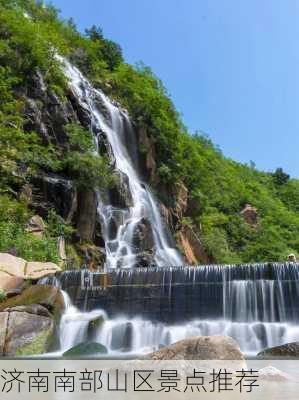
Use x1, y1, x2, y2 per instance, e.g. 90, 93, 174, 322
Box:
64, 123, 115, 190
0, 0, 298, 264
0, 289, 6, 302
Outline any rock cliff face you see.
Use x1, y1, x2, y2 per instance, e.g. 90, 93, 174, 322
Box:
19, 68, 203, 267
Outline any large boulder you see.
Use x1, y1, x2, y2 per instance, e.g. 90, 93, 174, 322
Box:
2, 306, 55, 356
257, 342, 299, 358
0, 285, 65, 320
258, 366, 292, 381
0, 253, 26, 278
0, 286, 65, 356
25, 261, 60, 280
0, 253, 61, 291
145, 336, 244, 360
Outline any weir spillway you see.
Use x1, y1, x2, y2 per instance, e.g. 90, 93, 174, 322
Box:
41, 263, 299, 356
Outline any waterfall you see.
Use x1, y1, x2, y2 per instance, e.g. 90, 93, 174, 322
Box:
58, 56, 183, 269
42, 263, 299, 356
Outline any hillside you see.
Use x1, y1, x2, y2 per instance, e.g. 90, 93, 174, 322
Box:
1, 0, 299, 266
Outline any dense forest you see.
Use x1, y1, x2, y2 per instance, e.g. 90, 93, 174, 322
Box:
1, 0, 299, 266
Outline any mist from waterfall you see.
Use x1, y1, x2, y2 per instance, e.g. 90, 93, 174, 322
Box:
59, 56, 183, 269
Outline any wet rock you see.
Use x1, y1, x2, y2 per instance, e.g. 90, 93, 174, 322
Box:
109, 171, 133, 208
132, 218, 154, 252
257, 342, 299, 358
76, 190, 97, 242
63, 342, 107, 357
87, 316, 105, 341
145, 336, 244, 360
31, 173, 76, 221
135, 252, 155, 268
122, 322, 133, 352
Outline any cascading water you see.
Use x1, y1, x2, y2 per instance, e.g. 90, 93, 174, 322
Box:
42, 263, 299, 356
59, 56, 183, 269
41, 58, 299, 358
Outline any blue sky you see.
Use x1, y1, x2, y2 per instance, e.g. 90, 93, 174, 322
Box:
51, 0, 299, 178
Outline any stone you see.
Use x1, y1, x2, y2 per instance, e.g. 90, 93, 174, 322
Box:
0, 270, 24, 292
132, 218, 154, 252
0, 253, 61, 290
174, 182, 188, 221
257, 342, 299, 358
25, 215, 46, 237
137, 126, 157, 182
109, 171, 133, 208
145, 336, 244, 360
24, 97, 51, 144
4, 304, 51, 318
58, 236, 67, 261
258, 366, 291, 381
135, 252, 155, 268
0, 253, 26, 278
0, 312, 9, 355
87, 316, 105, 341
78, 244, 105, 270
63, 342, 107, 357
25, 261, 60, 279
0, 285, 65, 320
31, 173, 77, 221
4, 311, 54, 356
5, 288, 22, 299
178, 226, 212, 265
240, 204, 258, 226
76, 189, 97, 242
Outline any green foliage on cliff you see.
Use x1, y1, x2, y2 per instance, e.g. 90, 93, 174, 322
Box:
0, 196, 59, 262
0, 0, 298, 264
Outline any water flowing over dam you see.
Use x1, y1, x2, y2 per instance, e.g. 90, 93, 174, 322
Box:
41, 58, 299, 358
42, 263, 299, 356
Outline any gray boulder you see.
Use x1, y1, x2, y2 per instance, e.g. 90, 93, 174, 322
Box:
145, 336, 244, 360
0, 305, 55, 356
258, 342, 299, 358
